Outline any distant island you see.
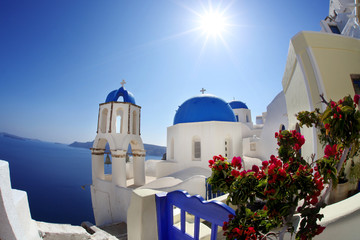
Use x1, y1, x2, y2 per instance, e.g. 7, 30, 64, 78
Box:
69, 141, 166, 157
0, 132, 34, 141
0, 132, 166, 157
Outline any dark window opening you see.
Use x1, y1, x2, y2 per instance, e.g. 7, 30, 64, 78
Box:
329, 25, 341, 34
351, 74, 360, 95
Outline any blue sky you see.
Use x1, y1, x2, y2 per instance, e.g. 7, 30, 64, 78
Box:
0, 0, 329, 146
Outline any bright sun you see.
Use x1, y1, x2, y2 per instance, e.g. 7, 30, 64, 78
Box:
199, 11, 227, 36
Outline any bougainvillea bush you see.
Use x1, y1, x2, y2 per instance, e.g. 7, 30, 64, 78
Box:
297, 95, 360, 186
207, 95, 360, 240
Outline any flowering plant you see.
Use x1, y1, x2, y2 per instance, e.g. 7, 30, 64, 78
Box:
208, 130, 325, 239
297, 95, 360, 186
208, 95, 360, 240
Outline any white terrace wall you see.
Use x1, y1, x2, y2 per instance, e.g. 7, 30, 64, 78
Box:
91, 178, 133, 226
0, 160, 41, 240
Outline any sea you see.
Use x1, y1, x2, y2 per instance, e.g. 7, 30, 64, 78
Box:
0, 134, 161, 225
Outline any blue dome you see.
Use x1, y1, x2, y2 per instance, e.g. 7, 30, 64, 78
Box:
229, 100, 248, 109
105, 87, 136, 104
173, 94, 237, 125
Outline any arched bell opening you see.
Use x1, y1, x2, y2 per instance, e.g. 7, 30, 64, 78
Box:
126, 143, 133, 163
116, 108, 124, 134
123, 139, 146, 186
92, 137, 116, 182
104, 142, 112, 177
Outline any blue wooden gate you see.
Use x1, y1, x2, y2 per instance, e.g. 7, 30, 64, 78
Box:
155, 190, 235, 240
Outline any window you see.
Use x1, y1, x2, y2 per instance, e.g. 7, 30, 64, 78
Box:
351, 74, 360, 95
224, 138, 232, 158
329, 25, 341, 34
132, 110, 137, 134
235, 115, 239, 122
246, 115, 249, 122
100, 108, 108, 133
279, 124, 286, 132
250, 142, 256, 151
116, 109, 123, 134
193, 141, 201, 160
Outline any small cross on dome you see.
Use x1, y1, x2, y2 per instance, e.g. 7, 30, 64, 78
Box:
200, 88, 206, 94
121, 79, 126, 88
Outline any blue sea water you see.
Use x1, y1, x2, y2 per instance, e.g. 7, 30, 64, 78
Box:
0, 135, 161, 225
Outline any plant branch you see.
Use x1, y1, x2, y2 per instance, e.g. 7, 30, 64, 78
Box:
318, 147, 350, 205
337, 147, 349, 173
319, 94, 329, 105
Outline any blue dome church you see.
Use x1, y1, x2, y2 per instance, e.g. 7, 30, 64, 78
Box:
166, 90, 258, 171
173, 94, 237, 125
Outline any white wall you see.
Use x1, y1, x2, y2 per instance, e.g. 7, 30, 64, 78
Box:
91, 178, 133, 226
167, 121, 253, 170
0, 160, 41, 240
282, 31, 360, 161
127, 189, 161, 240
256, 91, 289, 160
139, 175, 207, 198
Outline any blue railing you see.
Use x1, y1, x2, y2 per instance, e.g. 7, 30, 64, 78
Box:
205, 178, 225, 200
155, 190, 235, 240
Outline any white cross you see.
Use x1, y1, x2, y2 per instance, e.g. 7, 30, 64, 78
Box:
200, 88, 206, 94
121, 79, 126, 88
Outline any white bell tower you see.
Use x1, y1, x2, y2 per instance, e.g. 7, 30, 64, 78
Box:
90, 80, 146, 226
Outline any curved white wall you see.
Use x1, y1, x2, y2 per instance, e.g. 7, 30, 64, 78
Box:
257, 91, 288, 160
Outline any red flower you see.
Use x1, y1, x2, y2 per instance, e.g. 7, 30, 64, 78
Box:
316, 226, 326, 235
275, 132, 279, 138
268, 164, 276, 175
208, 159, 214, 165
294, 143, 301, 151
324, 123, 330, 129
222, 222, 228, 231
270, 155, 277, 163
333, 113, 338, 119
247, 227, 256, 234
231, 169, 240, 177
278, 168, 287, 177
310, 196, 318, 205
298, 135, 305, 146
354, 94, 360, 104
330, 101, 336, 108
324, 144, 337, 157
252, 165, 259, 173
283, 163, 289, 170
262, 160, 269, 167
231, 156, 242, 168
